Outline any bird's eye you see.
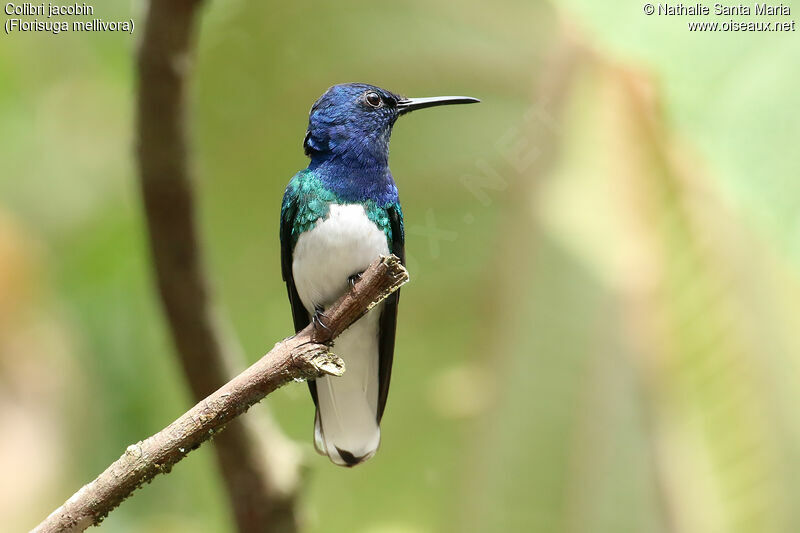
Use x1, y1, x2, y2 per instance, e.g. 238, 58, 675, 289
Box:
364, 91, 382, 108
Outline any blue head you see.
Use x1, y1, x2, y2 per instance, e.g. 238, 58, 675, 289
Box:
304, 83, 479, 168
304, 84, 402, 170
303, 83, 478, 201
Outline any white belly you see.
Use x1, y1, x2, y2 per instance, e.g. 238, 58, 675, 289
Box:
292, 203, 390, 311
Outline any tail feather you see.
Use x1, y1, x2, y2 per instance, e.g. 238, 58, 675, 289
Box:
313, 309, 382, 466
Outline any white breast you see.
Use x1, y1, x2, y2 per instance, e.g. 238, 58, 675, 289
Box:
292, 203, 390, 312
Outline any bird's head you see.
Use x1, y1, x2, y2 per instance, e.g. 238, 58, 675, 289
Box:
304, 83, 478, 169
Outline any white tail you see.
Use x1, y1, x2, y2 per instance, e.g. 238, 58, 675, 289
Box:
313, 309, 382, 466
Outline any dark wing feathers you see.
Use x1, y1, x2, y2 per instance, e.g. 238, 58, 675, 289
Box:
280, 197, 318, 405
376, 205, 404, 422
280, 199, 311, 333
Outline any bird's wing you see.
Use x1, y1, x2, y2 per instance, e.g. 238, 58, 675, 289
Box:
280, 187, 320, 407
377, 204, 404, 422
280, 192, 311, 332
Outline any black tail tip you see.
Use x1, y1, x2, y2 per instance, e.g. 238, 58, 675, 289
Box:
335, 447, 369, 467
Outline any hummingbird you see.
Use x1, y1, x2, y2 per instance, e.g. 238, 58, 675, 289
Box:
280, 83, 478, 466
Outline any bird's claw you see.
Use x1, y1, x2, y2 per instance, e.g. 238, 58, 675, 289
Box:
348, 271, 364, 289
312, 305, 332, 333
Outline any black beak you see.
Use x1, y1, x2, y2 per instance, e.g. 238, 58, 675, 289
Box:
396, 95, 480, 115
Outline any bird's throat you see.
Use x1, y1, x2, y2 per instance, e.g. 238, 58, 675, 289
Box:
308, 157, 395, 205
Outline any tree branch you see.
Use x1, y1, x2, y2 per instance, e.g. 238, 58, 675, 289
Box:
32, 256, 409, 533
135, 1, 304, 531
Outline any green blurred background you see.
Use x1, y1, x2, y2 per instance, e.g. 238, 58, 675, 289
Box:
3, 1, 800, 532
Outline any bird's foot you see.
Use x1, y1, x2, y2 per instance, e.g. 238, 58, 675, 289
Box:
348, 271, 364, 289
312, 305, 332, 333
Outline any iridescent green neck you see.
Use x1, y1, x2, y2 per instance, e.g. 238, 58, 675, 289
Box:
281, 170, 401, 250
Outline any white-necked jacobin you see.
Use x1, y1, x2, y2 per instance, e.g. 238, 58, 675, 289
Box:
280, 83, 479, 466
